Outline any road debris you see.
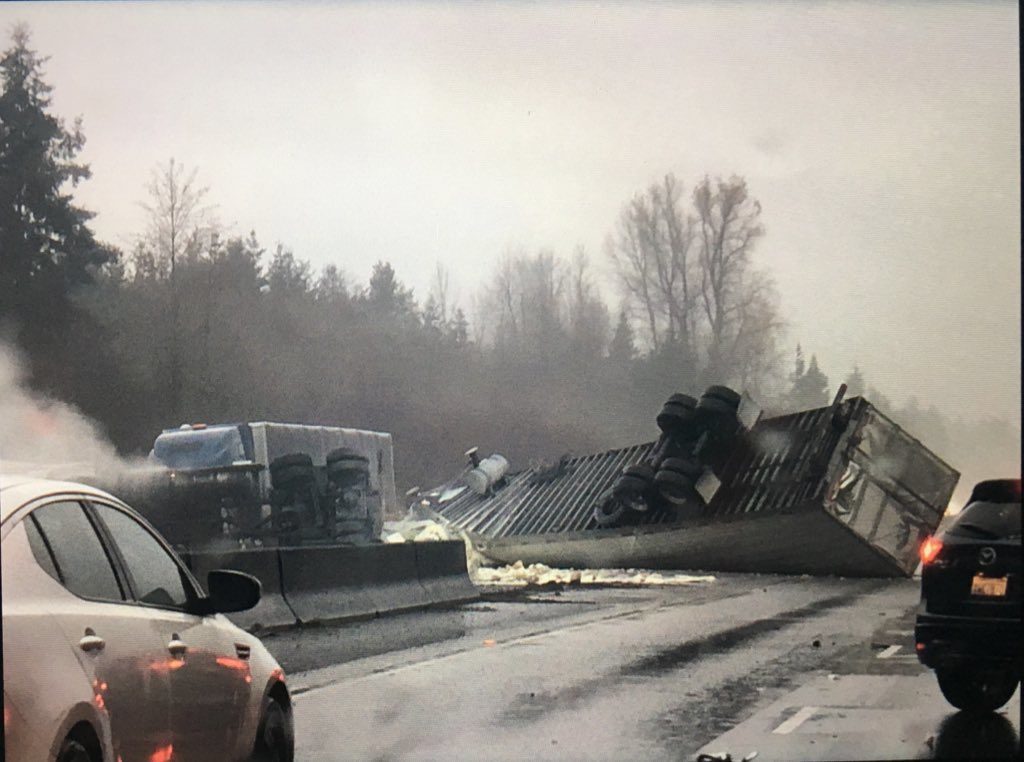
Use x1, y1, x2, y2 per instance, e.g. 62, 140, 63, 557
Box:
473, 560, 715, 587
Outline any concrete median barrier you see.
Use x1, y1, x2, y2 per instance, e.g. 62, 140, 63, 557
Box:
278, 543, 433, 625
185, 542, 479, 630
414, 540, 479, 606
184, 548, 299, 633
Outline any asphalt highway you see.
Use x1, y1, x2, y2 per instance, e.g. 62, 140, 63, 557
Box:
261, 574, 1019, 760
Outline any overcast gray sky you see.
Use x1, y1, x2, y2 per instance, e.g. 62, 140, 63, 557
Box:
6, 1, 1020, 426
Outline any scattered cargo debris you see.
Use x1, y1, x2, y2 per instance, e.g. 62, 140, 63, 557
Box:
413, 386, 959, 578
696, 751, 758, 762
473, 561, 715, 587
383, 517, 715, 588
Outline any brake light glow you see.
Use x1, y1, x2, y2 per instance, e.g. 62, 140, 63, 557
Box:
148, 744, 173, 762
919, 536, 943, 564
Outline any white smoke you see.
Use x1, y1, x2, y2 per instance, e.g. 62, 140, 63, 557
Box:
0, 341, 127, 479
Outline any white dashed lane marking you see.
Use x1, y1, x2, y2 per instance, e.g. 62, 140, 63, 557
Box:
772, 705, 819, 735
877, 644, 902, 659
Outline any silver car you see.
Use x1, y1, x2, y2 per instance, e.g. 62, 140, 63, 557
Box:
1, 475, 294, 762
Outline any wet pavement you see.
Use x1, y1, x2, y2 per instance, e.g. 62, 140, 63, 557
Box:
696, 601, 1020, 761
274, 575, 1020, 760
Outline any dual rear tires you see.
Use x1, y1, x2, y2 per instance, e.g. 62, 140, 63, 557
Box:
936, 666, 1019, 712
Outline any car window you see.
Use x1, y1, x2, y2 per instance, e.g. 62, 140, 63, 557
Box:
949, 500, 1021, 539
23, 515, 62, 582
30, 501, 124, 601
91, 503, 191, 609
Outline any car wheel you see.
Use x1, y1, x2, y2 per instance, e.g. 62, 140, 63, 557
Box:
936, 667, 1019, 712
56, 738, 93, 762
252, 696, 294, 762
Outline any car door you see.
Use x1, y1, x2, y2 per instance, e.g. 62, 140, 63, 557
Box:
24, 499, 174, 762
88, 501, 252, 762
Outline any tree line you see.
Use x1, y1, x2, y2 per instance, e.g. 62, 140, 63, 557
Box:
1, 27, 1015, 507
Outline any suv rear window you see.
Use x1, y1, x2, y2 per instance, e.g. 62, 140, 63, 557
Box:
948, 501, 1021, 540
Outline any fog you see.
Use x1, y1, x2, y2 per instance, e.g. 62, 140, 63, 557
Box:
1, 2, 1019, 514
7, 0, 1019, 430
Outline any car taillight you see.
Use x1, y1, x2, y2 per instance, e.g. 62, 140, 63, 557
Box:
919, 535, 943, 565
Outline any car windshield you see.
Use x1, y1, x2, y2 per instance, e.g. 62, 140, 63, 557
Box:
948, 501, 1022, 540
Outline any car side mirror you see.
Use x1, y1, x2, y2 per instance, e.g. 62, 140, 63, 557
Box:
200, 569, 261, 614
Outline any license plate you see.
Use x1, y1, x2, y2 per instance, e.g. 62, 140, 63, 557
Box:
971, 574, 1008, 597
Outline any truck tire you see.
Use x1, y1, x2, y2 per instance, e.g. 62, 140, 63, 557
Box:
326, 448, 368, 469
612, 476, 650, 510
657, 402, 699, 437
270, 454, 315, 490
272, 453, 315, 469
658, 457, 702, 480
593, 495, 627, 526
701, 385, 741, 408
665, 393, 698, 408
621, 463, 655, 482
697, 396, 739, 418
654, 469, 700, 505
271, 467, 315, 490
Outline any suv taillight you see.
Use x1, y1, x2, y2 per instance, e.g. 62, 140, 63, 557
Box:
919, 535, 943, 565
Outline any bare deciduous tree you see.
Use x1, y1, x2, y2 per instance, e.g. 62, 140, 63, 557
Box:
611, 172, 780, 390
566, 247, 610, 362
136, 158, 216, 420
139, 158, 215, 279
429, 262, 452, 326
692, 175, 765, 375
608, 174, 697, 359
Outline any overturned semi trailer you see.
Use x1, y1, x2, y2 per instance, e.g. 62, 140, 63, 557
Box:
109, 421, 399, 551
419, 396, 959, 577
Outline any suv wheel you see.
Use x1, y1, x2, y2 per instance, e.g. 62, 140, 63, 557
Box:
936, 666, 1019, 712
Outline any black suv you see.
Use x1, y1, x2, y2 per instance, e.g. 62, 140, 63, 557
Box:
915, 478, 1022, 712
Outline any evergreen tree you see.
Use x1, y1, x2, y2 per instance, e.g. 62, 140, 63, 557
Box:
366, 260, 415, 319
421, 294, 442, 338
0, 25, 113, 365
790, 344, 806, 385
803, 355, 830, 406
266, 245, 311, 296
449, 307, 469, 347
787, 348, 830, 410
608, 310, 636, 364
843, 365, 866, 398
